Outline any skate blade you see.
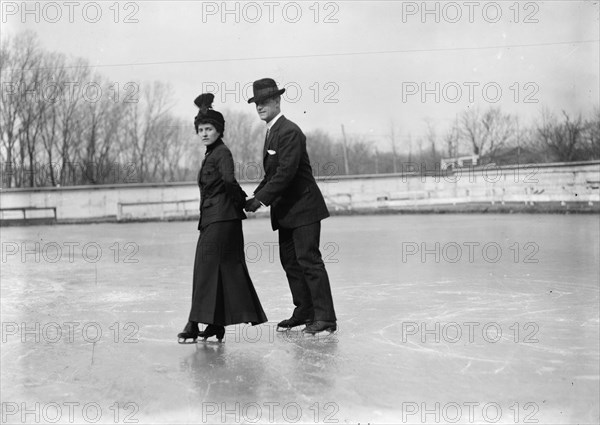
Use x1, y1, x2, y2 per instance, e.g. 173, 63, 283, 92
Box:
277, 325, 305, 332
199, 338, 224, 344
303, 328, 337, 336
178, 338, 198, 344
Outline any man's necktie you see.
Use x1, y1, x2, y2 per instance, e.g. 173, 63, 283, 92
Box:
265, 128, 270, 151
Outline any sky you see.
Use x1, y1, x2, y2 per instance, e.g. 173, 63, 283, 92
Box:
2, 0, 599, 153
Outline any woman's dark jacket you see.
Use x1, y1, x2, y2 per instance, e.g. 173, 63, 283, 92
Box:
198, 139, 246, 230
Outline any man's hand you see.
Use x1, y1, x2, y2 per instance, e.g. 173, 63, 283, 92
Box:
245, 197, 262, 212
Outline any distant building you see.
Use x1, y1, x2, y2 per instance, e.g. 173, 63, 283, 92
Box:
440, 155, 479, 169
441, 147, 542, 169
480, 147, 541, 166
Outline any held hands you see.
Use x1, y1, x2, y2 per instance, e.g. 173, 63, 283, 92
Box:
244, 197, 262, 213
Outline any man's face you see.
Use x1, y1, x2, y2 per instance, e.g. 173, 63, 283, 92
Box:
256, 96, 280, 123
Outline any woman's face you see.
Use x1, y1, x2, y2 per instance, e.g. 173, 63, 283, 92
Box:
197, 123, 220, 146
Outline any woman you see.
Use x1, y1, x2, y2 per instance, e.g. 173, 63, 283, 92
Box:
178, 93, 267, 343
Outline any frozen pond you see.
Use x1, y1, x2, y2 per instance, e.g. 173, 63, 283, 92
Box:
1, 214, 599, 424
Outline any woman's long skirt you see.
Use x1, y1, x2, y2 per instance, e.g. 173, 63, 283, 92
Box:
188, 220, 267, 326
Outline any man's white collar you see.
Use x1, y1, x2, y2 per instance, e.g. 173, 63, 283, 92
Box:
267, 112, 283, 130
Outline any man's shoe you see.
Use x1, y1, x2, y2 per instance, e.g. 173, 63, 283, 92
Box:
277, 317, 312, 331
303, 321, 337, 335
198, 324, 225, 342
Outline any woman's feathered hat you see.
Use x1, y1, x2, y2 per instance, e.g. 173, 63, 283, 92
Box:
194, 93, 225, 135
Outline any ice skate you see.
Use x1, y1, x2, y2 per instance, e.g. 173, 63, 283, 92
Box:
199, 324, 225, 342
276, 317, 312, 332
302, 321, 337, 335
177, 321, 200, 344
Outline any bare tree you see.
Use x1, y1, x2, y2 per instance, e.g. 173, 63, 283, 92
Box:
18, 45, 57, 187
347, 135, 373, 175
0, 33, 21, 187
583, 107, 600, 160
0, 32, 48, 187
444, 119, 460, 158
223, 110, 267, 167
125, 81, 175, 182
78, 77, 132, 184
388, 121, 398, 173
305, 129, 344, 179
536, 109, 588, 162
425, 120, 438, 159
53, 57, 92, 186
459, 107, 517, 161
37, 51, 72, 186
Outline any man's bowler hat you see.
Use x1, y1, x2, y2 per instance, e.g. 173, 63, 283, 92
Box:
247, 78, 286, 104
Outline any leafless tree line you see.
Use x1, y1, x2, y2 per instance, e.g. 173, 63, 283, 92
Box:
304, 105, 598, 176
1, 32, 202, 188
1, 32, 598, 188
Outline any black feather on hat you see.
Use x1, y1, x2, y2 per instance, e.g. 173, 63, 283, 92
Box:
194, 93, 214, 114
193, 93, 225, 136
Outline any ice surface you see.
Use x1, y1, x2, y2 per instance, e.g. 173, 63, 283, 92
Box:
1, 215, 598, 424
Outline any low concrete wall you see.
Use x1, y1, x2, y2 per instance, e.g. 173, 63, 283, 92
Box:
319, 161, 600, 210
1, 161, 599, 224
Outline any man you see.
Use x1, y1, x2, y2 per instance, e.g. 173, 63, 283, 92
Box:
245, 78, 337, 334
